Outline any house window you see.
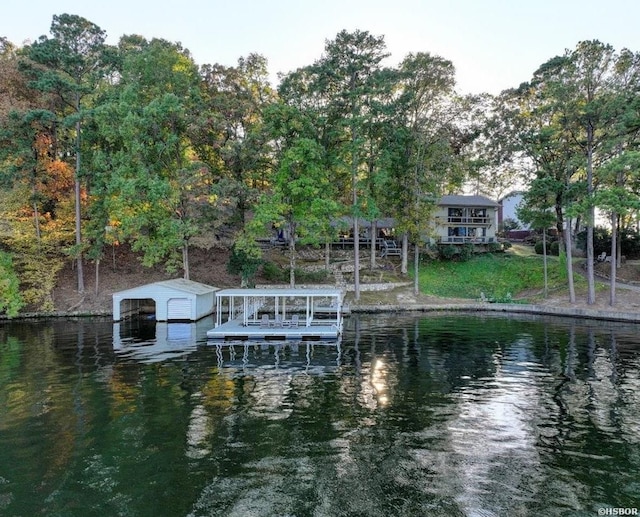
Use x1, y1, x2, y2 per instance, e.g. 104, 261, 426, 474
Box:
448, 208, 463, 223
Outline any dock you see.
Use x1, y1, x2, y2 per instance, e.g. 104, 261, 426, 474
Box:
206, 287, 345, 341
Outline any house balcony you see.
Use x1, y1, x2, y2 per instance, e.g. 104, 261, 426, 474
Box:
444, 216, 491, 225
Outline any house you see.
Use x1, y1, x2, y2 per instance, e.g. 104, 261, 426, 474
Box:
112, 279, 218, 322
498, 191, 530, 230
432, 195, 499, 245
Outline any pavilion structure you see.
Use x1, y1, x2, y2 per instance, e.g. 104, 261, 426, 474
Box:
206, 287, 345, 341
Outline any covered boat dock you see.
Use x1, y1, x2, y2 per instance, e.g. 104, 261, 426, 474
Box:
206, 287, 344, 340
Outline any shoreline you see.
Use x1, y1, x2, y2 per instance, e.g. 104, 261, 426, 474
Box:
349, 301, 640, 323
4, 299, 640, 324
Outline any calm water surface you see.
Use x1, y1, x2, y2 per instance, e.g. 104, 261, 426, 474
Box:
1, 313, 640, 516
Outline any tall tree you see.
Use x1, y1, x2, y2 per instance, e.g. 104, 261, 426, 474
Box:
500, 43, 639, 305
559, 41, 626, 304
302, 30, 390, 300
191, 54, 276, 231
241, 138, 338, 287
500, 68, 583, 303
22, 14, 112, 292
386, 52, 464, 290
89, 37, 205, 278
593, 48, 640, 304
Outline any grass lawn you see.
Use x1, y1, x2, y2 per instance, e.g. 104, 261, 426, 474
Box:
416, 246, 584, 302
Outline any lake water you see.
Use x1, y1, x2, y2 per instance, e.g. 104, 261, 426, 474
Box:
1, 312, 639, 516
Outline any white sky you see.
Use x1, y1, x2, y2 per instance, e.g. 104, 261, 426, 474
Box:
3, 0, 640, 95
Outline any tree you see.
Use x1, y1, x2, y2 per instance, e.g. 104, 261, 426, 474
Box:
88, 37, 205, 279
469, 92, 531, 202
517, 183, 558, 299
594, 153, 640, 305
592, 48, 640, 305
241, 138, 338, 287
279, 30, 390, 299
22, 14, 113, 292
557, 41, 631, 304
502, 76, 581, 303
501, 42, 640, 306
0, 37, 37, 116
385, 52, 464, 292
190, 54, 276, 230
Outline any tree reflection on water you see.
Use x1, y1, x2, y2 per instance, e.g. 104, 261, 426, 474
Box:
1, 313, 639, 516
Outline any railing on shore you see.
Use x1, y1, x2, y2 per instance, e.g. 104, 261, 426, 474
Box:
332, 237, 386, 249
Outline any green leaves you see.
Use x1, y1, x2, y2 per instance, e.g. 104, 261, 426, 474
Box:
0, 251, 23, 317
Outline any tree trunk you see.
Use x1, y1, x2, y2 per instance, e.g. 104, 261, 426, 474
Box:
370, 221, 377, 270
351, 112, 360, 300
610, 212, 617, 306
353, 215, 360, 299
542, 228, 548, 298
324, 241, 330, 271
564, 219, 576, 303
401, 233, 408, 275
616, 214, 622, 269
585, 124, 596, 304
74, 111, 84, 293
182, 242, 190, 280
95, 259, 99, 296
413, 242, 420, 295
289, 229, 296, 288
32, 200, 41, 242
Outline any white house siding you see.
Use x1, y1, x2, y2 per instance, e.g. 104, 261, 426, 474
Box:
498, 192, 530, 230
432, 195, 499, 244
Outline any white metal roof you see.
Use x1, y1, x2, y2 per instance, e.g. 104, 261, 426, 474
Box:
113, 278, 218, 297
155, 279, 218, 295
215, 287, 342, 298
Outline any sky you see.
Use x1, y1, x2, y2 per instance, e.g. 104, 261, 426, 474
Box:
4, 0, 640, 95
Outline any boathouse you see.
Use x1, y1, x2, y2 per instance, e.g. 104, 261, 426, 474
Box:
112, 279, 218, 322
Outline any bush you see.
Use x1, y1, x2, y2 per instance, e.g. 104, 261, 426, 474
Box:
227, 245, 262, 287
261, 261, 287, 282
534, 240, 558, 256
297, 268, 329, 283
0, 251, 23, 317
576, 227, 640, 259
10, 243, 63, 312
439, 245, 458, 260
487, 242, 502, 253
459, 243, 474, 262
